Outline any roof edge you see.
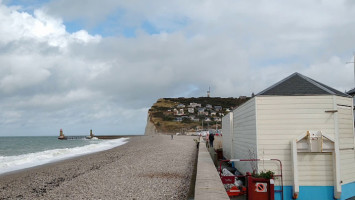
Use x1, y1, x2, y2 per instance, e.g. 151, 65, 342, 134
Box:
256, 72, 351, 98
297, 73, 336, 95
256, 72, 299, 96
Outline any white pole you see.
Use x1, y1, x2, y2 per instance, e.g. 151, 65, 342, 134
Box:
346, 53, 355, 87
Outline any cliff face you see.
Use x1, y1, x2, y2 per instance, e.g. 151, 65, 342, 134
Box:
144, 97, 250, 135
144, 116, 158, 135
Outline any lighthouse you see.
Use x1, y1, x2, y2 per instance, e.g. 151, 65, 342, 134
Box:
90, 129, 94, 138
58, 129, 66, 140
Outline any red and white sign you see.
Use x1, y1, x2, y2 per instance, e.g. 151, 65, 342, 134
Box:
255, 182, 267, 192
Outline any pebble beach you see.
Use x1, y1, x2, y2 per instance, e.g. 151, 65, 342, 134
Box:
0, 135, 198, 200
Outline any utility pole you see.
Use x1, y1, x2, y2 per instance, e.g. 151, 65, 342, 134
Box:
346, 53, 355, 87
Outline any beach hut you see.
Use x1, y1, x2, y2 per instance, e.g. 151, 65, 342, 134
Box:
222, 72, 355, 200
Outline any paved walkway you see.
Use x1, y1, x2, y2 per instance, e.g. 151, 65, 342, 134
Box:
194, 139, 229, 200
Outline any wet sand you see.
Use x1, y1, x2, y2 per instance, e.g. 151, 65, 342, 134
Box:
0, 135, 198, 200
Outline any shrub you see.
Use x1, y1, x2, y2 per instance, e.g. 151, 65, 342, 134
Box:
252, 170, 274, 179
182, 118, 192, 123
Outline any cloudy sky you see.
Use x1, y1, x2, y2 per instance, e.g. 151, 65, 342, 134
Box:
1, 0, 355, 136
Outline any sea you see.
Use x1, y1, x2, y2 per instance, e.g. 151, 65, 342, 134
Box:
0, 136, 128, 175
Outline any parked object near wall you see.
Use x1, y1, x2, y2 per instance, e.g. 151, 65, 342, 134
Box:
247, 175, 275, 200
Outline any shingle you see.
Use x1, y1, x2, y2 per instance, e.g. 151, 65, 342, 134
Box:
257, 72, 350, 97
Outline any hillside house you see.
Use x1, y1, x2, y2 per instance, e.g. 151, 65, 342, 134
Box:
177, 104, 185, 108
189, 102, 201, 108
189, 115, 199, 122
198, 108, 205, 115
214, 117, 221, 122
214, 105, 222, 111
188, 107, 194, 113
173, 108, 184, 116
222, 73, 355, 200
175, 117, 182, 122
239, 96, 247, 99
179, 109, 184, 115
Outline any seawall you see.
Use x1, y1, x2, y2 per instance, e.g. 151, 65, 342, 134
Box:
195, 138, 229, 200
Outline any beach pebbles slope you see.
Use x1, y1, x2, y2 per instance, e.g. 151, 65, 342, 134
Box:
0, 135, 198, 200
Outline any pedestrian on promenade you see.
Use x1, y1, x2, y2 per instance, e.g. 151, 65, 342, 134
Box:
209, 133, 214, 148
205, 132, 209, 148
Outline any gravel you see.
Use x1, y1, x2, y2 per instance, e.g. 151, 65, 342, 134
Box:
0, 135, 198, 200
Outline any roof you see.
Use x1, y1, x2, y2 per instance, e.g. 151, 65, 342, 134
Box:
256, 72, 350, 97
347, 88, 355, 96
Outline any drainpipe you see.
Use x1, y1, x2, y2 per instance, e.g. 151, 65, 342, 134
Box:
333, 95, 342, 199
230, 112, 234, 160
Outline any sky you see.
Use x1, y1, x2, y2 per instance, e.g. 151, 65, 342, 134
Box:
1, 0, 355, 136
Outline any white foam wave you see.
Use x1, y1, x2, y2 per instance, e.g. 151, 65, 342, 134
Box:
0, 138, 128, 175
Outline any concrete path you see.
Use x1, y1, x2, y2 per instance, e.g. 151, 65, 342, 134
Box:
195, 139, 229, 200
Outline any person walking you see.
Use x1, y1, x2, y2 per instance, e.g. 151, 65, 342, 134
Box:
209, 133, 214, 148
205, 132, 209, 148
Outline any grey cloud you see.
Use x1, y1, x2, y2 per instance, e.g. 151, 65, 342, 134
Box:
2, 1, 355, 136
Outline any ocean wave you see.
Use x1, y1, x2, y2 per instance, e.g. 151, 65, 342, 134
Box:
0, 138, 128, 175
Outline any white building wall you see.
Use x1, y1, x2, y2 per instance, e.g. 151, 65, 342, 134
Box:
232, 98, 257, 174
255, 96, 336, 186
222, 112, 232, 159
223, 95, 355, 188
336, 96, 355, 185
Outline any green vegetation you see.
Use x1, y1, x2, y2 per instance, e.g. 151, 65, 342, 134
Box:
163, 97, 248, 108
252, 170, 275, 179
148, 97, 250, 134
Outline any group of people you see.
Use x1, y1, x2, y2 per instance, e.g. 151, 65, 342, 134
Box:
205, 132, 214, 148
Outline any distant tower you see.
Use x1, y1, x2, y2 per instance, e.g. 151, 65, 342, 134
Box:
90, 129, 93, 138
207, 86, 211, 97
58, 129, 65, 139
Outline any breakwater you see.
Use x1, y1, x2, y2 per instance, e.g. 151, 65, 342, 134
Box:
58, 129, 139, 140
59, 135, 139, 140
94, 135, 138, 139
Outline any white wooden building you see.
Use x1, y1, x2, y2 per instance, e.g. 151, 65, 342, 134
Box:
222, 73, 355, 200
